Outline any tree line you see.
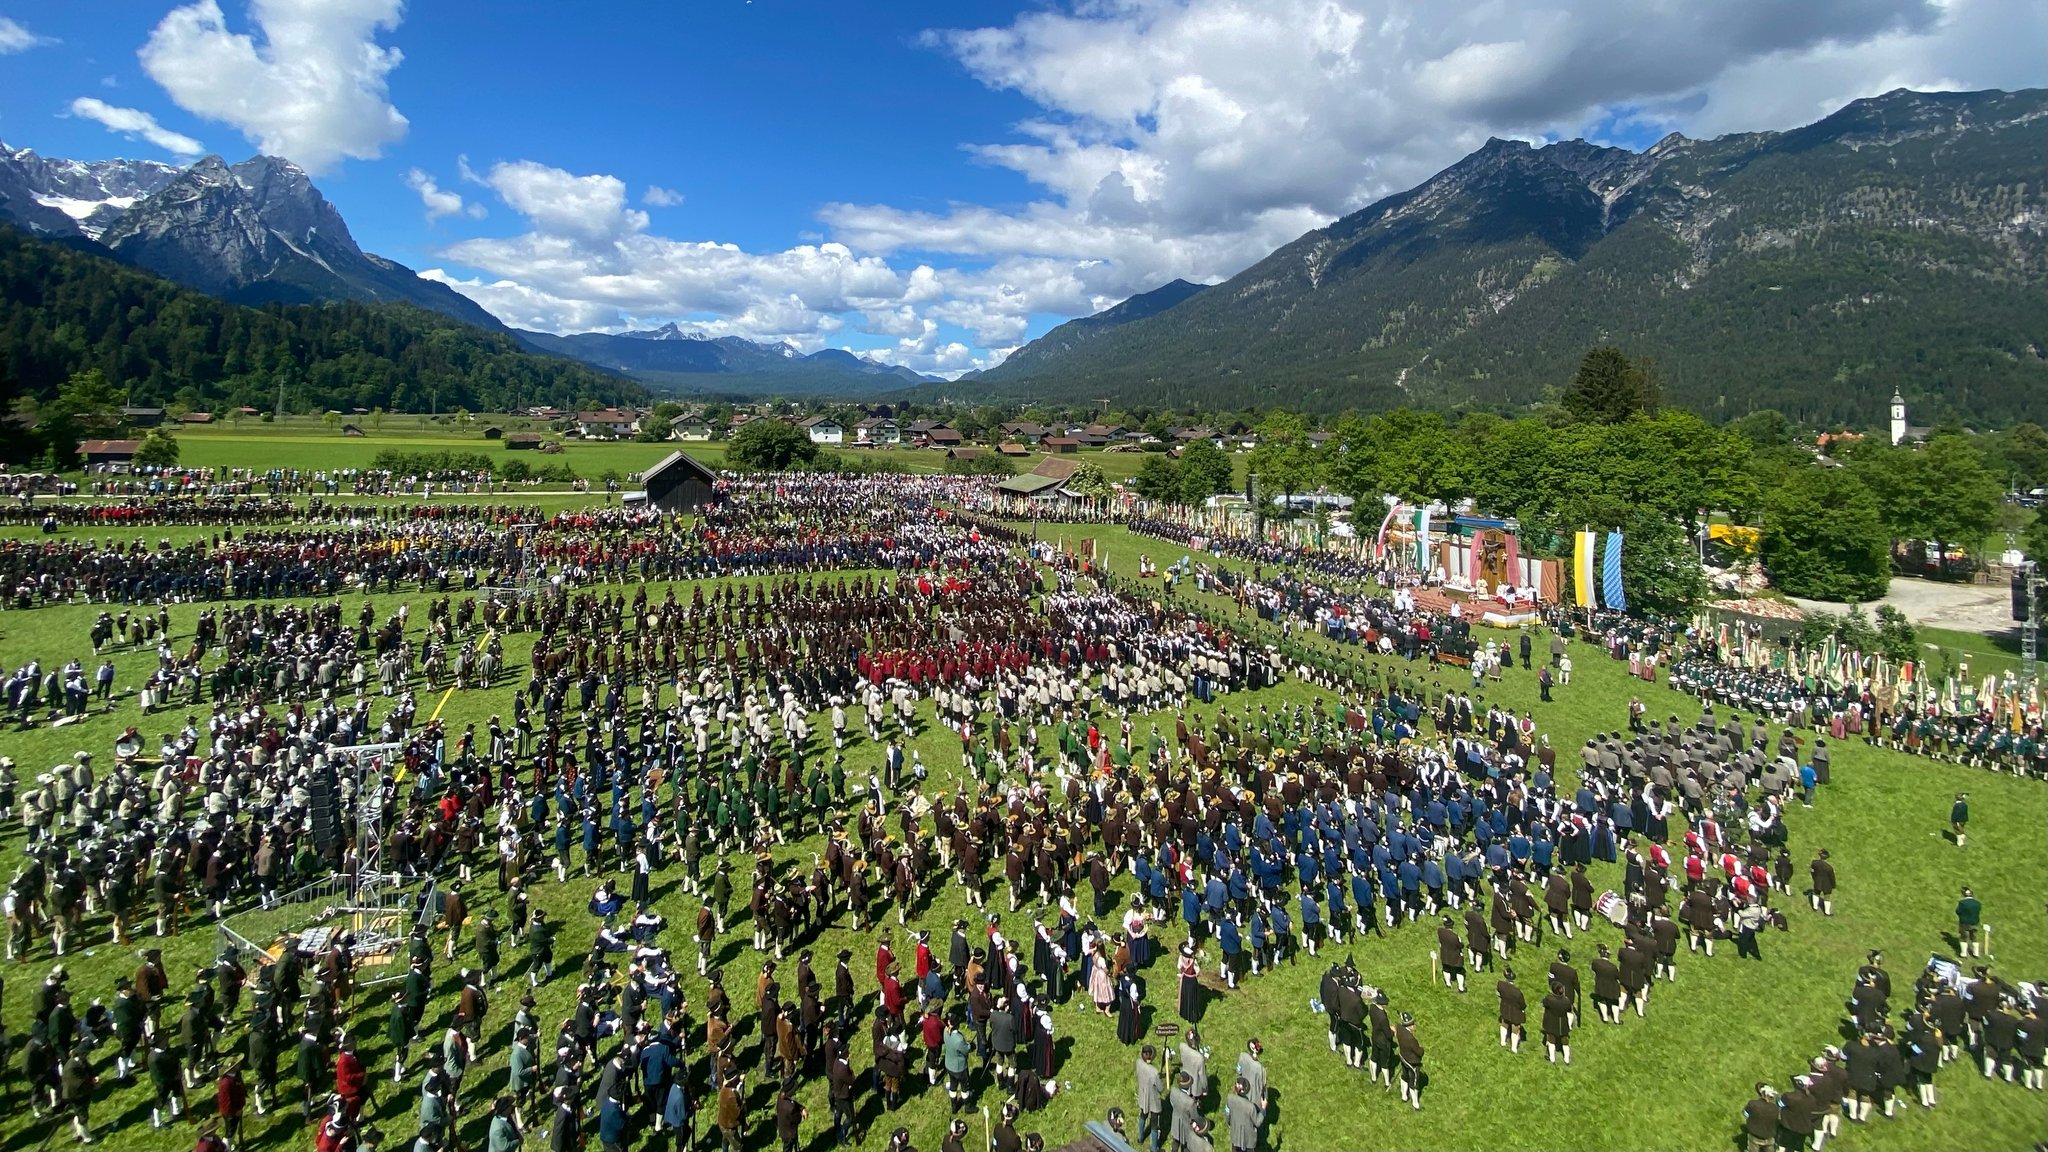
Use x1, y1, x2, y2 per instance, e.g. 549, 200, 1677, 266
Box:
1197, 349, 2024, 612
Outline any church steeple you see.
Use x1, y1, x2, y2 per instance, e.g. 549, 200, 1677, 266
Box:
1890, 391, 1907, 446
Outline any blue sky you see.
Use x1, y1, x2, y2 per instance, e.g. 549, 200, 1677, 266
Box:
2, 1, 2043, 376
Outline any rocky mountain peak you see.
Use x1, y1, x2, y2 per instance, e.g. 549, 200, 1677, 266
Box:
228, 154, 356, 250
0, 142, 507, 331
620, 321, 706, 341
0, 141, 185, 238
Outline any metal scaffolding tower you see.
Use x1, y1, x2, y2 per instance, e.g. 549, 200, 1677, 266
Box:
325, 742, 404, 901
2024, 561, 2040, 690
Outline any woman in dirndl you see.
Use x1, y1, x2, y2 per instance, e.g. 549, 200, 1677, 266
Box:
1177, 941, 1206, 1025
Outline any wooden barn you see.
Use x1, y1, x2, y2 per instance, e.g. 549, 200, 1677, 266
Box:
637, 450, 719, 513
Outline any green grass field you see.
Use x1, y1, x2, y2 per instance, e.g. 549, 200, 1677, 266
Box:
0, 515, 2041, 1152
1912, 626, 2027, 685
113, 424, 1227, 487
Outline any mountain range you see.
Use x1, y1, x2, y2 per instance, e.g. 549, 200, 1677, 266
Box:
0, 144, 935, 398
5, 87, 2045, 421
1, 144, 504, 330
515, 321, 943, 394
973, 87, 2048, 428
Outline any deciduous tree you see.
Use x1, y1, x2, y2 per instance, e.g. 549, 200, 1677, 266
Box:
1177, 438, 1234, 504
1132, 454, 1181, 501
728, 418, 820, 471
1760, 466, 1891, 601
133, 428, 181, 469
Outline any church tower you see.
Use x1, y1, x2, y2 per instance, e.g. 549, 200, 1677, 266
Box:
1890, 391, 1907, 445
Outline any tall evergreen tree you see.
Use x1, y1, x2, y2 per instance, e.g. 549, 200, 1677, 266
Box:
1560, 347, 1658, 425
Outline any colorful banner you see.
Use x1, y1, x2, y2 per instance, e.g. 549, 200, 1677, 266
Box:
1417, 507, 1434, 572
1601, 530, 1626, 612
1573, 530, 1599, 609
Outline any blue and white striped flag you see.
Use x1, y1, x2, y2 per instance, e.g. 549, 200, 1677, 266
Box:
1602, 530, 1626, 612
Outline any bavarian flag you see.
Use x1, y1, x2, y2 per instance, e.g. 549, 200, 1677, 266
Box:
1601, 530, 1626, 612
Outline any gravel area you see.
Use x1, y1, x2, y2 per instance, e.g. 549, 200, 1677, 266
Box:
1791, 576, 2021, 636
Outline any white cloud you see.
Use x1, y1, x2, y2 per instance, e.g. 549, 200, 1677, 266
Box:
403, 168, 483, 223
643, 185, 685, 207
434, 160, 913, 347
139, 0, 408, 173
482, 161, 647, 244
428, 0, 2048, 366
417, 271, 626, 334
858, 325, 1008, 378
66, 97, 206, 156
0, 16, 51, 54
884, 320, 985, 375
1660, 0, 2048, 137
811, 0, 2042, 362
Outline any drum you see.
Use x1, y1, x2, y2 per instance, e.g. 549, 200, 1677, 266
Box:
1595, 890, 1629, 926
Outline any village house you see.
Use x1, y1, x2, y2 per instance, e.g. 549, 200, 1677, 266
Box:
855, 417, 900, 445
669, 416, 714, 441
574, 408, 639, 438
798, 415, 845, 444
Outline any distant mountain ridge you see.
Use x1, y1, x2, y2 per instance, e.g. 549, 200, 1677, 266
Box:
0, 143, 504, 332
517, 325, 941, 395
976, 87, 2048, 427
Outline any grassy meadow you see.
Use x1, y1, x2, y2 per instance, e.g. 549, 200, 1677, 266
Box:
0, 513, 2039, 1152
120, 421, 1206, 487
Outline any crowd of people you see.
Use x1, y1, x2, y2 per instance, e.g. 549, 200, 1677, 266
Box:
1741, 949, 2042, 1151
1123, 518, 1384, 590
1667, 639, 2048, 780
0, 470, 2033, 1152
0, 497, 305, 530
